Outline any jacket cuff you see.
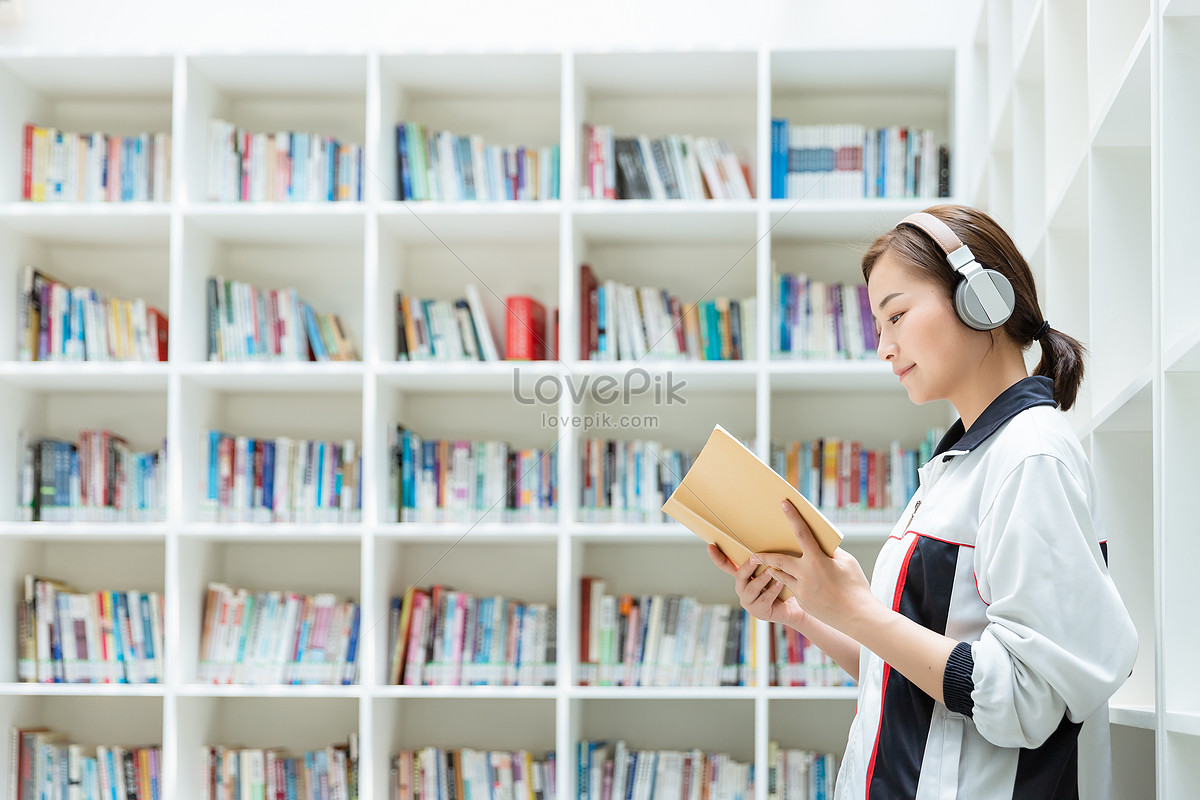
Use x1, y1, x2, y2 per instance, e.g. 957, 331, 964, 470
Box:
943, 641, 976, 717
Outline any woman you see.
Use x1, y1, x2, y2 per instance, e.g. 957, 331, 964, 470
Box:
709, 205, 1137, 799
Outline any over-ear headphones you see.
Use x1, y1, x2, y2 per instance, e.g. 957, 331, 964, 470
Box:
895, 211, 1015, 331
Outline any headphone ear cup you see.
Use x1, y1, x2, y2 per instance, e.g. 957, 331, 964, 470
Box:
954, 269, 1016, 331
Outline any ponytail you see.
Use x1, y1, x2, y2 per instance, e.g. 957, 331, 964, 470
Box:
1032, 326, 1087, 412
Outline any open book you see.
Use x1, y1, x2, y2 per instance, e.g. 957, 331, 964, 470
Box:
661, 424, 843, 600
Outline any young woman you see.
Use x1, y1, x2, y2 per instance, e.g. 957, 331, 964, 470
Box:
709, 205, 1137, 800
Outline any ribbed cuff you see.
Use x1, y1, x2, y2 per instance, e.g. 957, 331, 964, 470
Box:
943, 640, 976, 717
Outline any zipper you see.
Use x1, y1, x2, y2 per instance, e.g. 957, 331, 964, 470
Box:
906, 499, 922, 530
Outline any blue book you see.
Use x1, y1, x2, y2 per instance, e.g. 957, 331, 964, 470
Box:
314, 441, 325, 511
397, 124, 411, 201
772, 118, 787, 199
263, 439, 275, 516
342, 603, 360, 684
301, 303, 327, 360
140, 593, 158, 683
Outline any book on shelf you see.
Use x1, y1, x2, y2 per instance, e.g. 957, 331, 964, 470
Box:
579, 264, 757, 361
18, 266, 169, 363
769, 429, 941, 524
770, 622, 855, 688
206, 276, 357, 362
770, 119, 948, 201
11, 729, 161, 800
505, 295, 550, 361
582, 124, 753, 201
391, 748, 556, 800
202, 736, 357, 800
17, 430, 167, 523
197, 583, 361, 685
206, 119, 363, 202
387, 586, 556, 687
662, 425, 843, 601
394, 284, 500, 361
395, 122, 560, 202
767, 742, 838, 800
202, 431, 361, 523
577, 577, 754, 688
771, 272, 877, 360
17, 575, 165, 685
21, 123, 171, 203
388, 424, 557, 523
577, 438, 693, 524
577, 740, 753, 800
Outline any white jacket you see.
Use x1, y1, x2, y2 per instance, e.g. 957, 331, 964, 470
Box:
835, 376, 1138, 800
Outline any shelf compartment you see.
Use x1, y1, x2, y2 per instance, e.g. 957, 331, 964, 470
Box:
0, 538, 166, 684
1112, 724, 1156, 798
181, 54, 369, 204
178, 211, 365, 364
1086, 1, 1151, 130
378, 207, 557, 364
1163, 373, 1200, 719
1165, 320, 1200, 373
571, 696, 755, 760
572, 52, 757, 203
378, 53, 562, 204
0, 212, 170, 363
1162, 16, 1200, 351
178, 381, 364, 523
176, 695, 359, 800
771, 48, 956, 202
1044, 0, 1088, 208
0, 383, 168, 523
768, 697, 859, 757
1091, 427, 1155, 713
176, 538, 362, 686
0, 55, 174, 205
1011, 7, 1045, 248
373, 539, 558, 689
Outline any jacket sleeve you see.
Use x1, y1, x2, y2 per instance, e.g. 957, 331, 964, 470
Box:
965, 453, 1137, 749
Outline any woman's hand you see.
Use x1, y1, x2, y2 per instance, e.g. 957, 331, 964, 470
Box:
707, 543, 807, 630
754, 500, 875, 633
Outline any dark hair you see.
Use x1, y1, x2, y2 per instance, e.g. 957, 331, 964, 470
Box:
861, 204, 1086, 411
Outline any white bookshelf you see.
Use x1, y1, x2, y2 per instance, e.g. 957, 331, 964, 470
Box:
0, 48, 968, 799
981, 0, 1200, 795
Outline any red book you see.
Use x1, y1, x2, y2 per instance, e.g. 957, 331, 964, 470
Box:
146, 308, 169, 361
22, 124, 34, 201
504, 295, 547, 360
579, 576, 594, 684
580, 263, 598, 360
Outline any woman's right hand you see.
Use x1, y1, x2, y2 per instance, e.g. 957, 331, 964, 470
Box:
707, 544, 806, 630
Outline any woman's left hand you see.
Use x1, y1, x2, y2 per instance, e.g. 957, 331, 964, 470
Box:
753, 499, 876, 634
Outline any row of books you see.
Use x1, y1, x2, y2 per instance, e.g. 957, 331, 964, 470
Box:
769, 624, 854, 688
388, 587, 556, 686
768, 429, 943, 523
396, 123, 560, 202
12, 729, 161, 800
206, 276, 358, 362
580, 264, 756, 361
198, 583, 361, 685
582, 125, 754, 201
767, 744, 837, 800
202, 737, 358, 800
206, 120, 363, 202
388, 425, 558, 523
17, 432, 167, 523
17, 576, 164, 685
770, 121, 949, 201
203, 432, 362, 524
392, 748, 556, 800
21, 124, 172, 203
578, 439, 690, 524
579, 579, 755, 688
771, 275, 878, 360
395, 286, 500, 361
579, 741, 752, 800
18, 267, 169, 363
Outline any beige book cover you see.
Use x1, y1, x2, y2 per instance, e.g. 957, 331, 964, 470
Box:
662, 424, 843, 600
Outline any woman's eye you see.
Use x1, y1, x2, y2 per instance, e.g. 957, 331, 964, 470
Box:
888, 313, 903, 325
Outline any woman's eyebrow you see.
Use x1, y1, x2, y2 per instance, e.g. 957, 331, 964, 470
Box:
877, 292, 904, 313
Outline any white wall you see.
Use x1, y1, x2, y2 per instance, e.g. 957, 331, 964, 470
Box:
0, 0, 981, 52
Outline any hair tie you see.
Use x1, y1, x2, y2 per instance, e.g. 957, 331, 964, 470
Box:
1033, 320, 1050, 341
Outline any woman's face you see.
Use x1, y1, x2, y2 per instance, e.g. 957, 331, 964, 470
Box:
867, 251, 988, 406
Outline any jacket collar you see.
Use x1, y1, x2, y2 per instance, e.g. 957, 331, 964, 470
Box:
933, 376, 1057, 460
